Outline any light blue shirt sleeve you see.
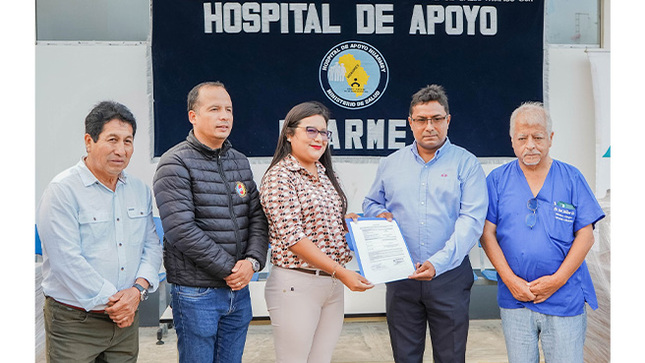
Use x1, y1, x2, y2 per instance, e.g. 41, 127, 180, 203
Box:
37, 181, 119, 310
134, 187, 163, 293
427, 158, 488, 276
362, 158, 391, 218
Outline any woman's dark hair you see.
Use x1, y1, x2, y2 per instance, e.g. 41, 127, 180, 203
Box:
266, 101, 348, 217
85, 101, 137, 142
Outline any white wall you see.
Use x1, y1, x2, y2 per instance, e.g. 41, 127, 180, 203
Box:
546, 46, 598, 191
35, 43, 156, 201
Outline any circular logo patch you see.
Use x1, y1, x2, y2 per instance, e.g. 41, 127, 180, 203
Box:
319, 41, 389, 110
235, 181, 247, 198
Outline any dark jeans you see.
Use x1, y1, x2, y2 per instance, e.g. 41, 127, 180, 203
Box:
44, 297, 139, 363
386, 256, 474, 363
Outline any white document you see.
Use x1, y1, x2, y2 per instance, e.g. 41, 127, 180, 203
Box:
347, 219, 415, 284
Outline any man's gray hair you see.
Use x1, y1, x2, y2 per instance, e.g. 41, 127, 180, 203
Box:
509, 102, 552, 137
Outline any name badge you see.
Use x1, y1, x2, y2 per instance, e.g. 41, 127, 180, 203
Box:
553, 201, 575, 223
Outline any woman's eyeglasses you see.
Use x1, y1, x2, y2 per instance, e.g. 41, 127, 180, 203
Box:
525, 197, 538, 228
298, 126, 332, 141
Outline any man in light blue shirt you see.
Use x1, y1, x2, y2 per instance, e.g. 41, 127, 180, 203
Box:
37, 101, 162, 362
363, 84, 488, 363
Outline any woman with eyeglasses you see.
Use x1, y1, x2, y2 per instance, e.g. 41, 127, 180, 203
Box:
260, 101, 373, 363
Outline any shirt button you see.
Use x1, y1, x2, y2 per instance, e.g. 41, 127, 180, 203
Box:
119, 243, 123, 247
116, 218, 120, 222
121, 267, 124, 271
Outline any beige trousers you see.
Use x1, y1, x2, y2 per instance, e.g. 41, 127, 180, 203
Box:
265, 266, 345, 363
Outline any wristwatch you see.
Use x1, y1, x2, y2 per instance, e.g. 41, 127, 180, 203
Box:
245, 257, 260, 272
133, 283, 149, 301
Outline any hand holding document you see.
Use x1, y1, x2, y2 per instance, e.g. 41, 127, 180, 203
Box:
346, 218, 415, 284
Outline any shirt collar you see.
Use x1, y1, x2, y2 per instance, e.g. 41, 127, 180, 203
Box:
410, 137, 452, 163
283, 154, 327, 175
77, 157, 128, 188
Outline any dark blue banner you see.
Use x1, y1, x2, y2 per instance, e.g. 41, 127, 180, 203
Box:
152, 0, 544, 157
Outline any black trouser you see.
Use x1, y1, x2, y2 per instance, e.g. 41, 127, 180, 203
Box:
386, 256, 474, 363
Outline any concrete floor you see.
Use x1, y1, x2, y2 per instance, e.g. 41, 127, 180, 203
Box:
137, 318, 513, 363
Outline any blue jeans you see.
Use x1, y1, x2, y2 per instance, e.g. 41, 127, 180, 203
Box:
171, 284, 253, 363
500, 307, 587, 363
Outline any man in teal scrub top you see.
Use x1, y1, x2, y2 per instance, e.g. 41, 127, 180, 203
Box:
481, 102, 605, 363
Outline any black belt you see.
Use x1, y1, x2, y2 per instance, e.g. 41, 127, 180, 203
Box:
290, 267, 332, 277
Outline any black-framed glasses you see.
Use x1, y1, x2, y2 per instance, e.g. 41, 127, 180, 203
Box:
299, 126, 332, 141
410, 115, 449, 126
525, 197, 538, 228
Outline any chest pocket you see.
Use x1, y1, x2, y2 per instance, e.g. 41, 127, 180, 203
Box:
432, 170, 461, 214
126, 207, 149, 251
548, 201, 576, 244
78, 212, 112, 252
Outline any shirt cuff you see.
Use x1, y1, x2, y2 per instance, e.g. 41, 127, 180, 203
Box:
136, 265, 161, 293
427, 257, 446, 278
78, 281, 118, 311
283, 230, 308, 248
364, 206, 389, 218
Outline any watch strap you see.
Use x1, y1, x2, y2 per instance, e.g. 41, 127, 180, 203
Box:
133, 283, 149, 301
132, 283, 146, 293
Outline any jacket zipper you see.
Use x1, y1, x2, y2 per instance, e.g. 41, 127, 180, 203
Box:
217, 153, 243, 260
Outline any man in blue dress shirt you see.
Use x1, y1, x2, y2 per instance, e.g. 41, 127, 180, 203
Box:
37, 101, 163, 362
363, 84, 488, 363
481, 102, 604, 363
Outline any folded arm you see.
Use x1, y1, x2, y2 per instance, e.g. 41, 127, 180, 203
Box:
480, 220, 536, 302
528, 224, 595, 303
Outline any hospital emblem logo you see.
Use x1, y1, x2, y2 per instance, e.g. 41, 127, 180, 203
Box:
235, 182, 247, 198
319, 41, 389, 110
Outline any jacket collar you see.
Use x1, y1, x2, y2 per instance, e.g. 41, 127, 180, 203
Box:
186, 129, 232, 157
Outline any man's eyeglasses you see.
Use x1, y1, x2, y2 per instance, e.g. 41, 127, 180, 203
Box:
299, 126, 332, 141
525, 197, 538, 229
410, 115, 449, 126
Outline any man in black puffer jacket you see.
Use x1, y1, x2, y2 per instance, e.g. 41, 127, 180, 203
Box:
153, 81, 268, 363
